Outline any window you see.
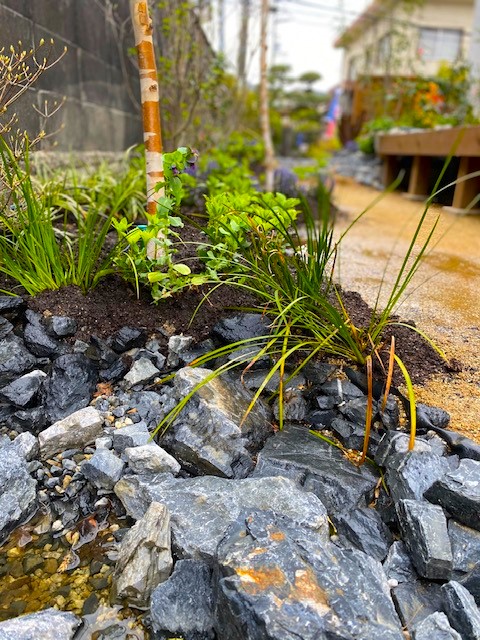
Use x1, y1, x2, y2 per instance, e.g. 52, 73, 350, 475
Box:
418, 28, 462, 62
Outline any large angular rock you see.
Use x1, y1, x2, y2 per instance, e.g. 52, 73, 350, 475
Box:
425, 459, 480, 531
0, 295, 26, 317
460, 565, 480, 607
115, 474, 329, 562
0, 370, 47, 408
332, 506, 393, 562
0, 317, 13, 340
0, 608, 81, 640
43, 354, 98, 423
386, 450, 455, 502
150, 560, 214, 640
442, 580, 480, 640
383, 541, 417, 584
214, 510, 404, 640
449, 520, 480, 574
23, 311, 70, 358
413, 612, 462, 640
38, 406, 103, 459
162, 367, 273, 478
253, 423, 379, 514
427, 427, 480, 462
0, 334, 38, 387
396, 499, 452, 579
43, 315, 77, 338
0, 448, 37, 544
112, 501, 172, 608
392, 580, 444, 630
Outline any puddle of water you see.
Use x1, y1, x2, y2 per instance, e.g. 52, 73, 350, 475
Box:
0, 511, 147, 638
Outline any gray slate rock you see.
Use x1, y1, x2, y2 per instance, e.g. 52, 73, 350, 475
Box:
0, 370, 47, 407
449, 520, 480, 574
112, 422, 151, 453
38, 406, 103, 459
23, 311, 70, 358
9, 432, 39, 461
11, 406, 46, 434
43, 315, 77, 337
413, 612, 462, 640
461, 564, 480, 607
392, 580, 444, 630
0, 334, 38, 387
425, 459, 480, 531
396, 499, 452, 579
112, 501, 172, 608
167, 335, 194, 368
214, 510, 404, 640
333, 506, 393, 562
383, 541, 417, 584
43, 354, 98, 423
150, 559, 214, 640
386, 450, 454, 502
427, 426, 480, 462
442, 580, 480, 640
110, 327, 146, 353
0, 608, 81, 640
0, 296, 26, 316
82, 449, 125, 491
0, 448, 37, 544
124, 357, 160, 388
273, 388, 307, 422
212, 313, 270, 344
124, 444, 180, 475
416, 403, 450, 431
253, 423, 379, 514
0, 317, 13, 340
115, 474, 329, 562
163, 367, 272, 478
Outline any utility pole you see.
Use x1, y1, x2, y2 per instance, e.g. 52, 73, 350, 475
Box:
218, 0, 225, 53
237, 0, 250, 86
469, 0, 480, 115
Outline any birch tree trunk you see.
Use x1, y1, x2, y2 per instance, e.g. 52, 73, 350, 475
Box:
259, 0, 275, 192
129, 0, 164, 213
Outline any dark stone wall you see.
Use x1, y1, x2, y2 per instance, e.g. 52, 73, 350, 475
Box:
0, 0, 142, 152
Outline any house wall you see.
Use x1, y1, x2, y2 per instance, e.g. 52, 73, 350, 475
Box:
0, 0, 144, 152
339, 0, 473, 83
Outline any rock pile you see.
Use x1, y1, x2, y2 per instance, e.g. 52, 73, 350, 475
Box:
329, 148, 384, 190
0, 301, 479, 640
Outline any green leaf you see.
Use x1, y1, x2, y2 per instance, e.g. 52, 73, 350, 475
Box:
172, 263, 191, 275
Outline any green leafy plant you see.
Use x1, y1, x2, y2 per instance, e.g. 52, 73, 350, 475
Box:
112, 146, 209, 300
0, 139, 118, 295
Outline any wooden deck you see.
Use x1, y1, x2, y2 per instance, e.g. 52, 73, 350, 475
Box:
377, 125, 480, 211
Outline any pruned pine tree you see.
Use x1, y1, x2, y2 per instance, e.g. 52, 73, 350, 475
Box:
129, 0, 164, 213
259, 0, 275, 192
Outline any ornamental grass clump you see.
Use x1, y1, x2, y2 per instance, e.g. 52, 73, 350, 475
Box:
155, 180, 446, 461
0, 139, 119, 295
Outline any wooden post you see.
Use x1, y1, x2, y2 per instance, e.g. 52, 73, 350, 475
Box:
452, 156, 480, 210
381, 155, 400, 188
129, 0, 164, 214
407, 155, 430, 198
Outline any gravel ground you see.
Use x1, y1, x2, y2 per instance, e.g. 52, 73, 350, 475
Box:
332, 175, 480, 443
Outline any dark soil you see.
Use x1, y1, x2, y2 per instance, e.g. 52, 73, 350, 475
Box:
27, 277, 455, 386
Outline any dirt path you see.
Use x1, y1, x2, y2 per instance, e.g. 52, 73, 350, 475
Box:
332, 176, 480, 443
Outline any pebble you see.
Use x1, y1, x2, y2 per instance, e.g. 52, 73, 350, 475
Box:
52, 520, 63, 533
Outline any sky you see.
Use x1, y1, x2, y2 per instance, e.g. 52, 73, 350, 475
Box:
203, 0, 371, 91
